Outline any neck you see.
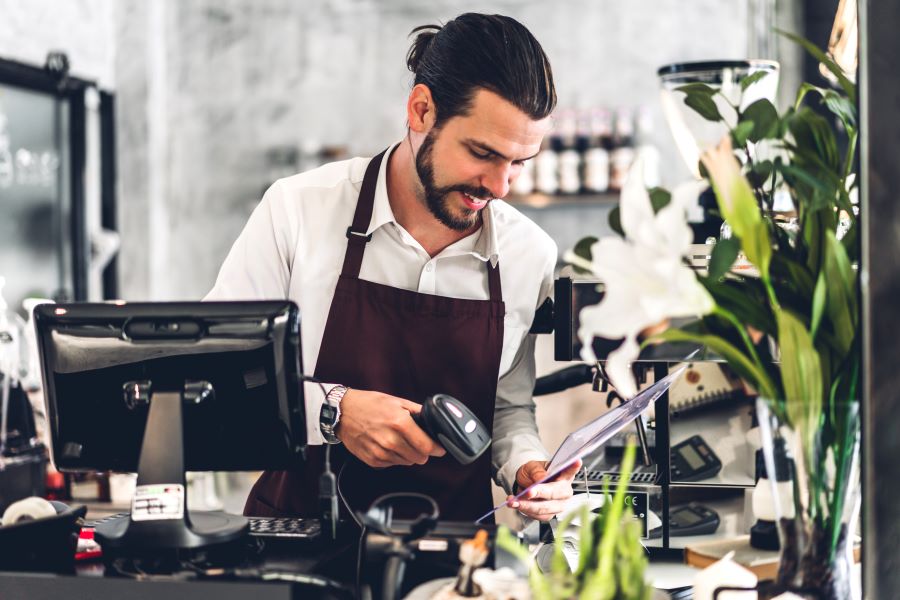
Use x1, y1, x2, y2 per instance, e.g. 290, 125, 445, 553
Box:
386, 137, 481, 257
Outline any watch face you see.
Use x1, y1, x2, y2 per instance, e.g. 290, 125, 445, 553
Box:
321, 404, 337, 424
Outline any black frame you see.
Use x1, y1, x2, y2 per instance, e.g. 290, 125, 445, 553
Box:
860, 0, 900, 596
0, 56, 118, 301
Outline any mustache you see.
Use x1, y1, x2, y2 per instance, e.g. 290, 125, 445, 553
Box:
438, 184, 497, 201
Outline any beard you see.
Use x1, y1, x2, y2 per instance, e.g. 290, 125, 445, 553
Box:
414, 130, 494, 232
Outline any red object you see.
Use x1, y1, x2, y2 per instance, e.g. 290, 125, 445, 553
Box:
75, 527, 103, 561
44, 469, 67, 501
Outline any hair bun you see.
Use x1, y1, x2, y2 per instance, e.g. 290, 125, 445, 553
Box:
406, 24, 441, 74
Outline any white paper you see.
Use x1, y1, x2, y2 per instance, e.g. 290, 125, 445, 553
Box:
474, 364, 686, 523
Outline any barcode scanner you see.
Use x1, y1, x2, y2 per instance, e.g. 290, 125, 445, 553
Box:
412, 394, 491, 465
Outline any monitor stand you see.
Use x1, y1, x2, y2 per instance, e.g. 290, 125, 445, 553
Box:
94, 390, 248, 553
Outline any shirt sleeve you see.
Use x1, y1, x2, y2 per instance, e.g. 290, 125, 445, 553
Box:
205, 180, 294, 302
491, 245, 557, 494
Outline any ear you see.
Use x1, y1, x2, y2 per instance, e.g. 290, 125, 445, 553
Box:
407, 84, 437, 134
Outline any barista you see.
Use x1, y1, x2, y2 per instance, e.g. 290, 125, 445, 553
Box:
207, 13, 580, 522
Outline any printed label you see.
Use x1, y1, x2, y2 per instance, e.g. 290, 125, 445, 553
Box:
131, 484, 185, 521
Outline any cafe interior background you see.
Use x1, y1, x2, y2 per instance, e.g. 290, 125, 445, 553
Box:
3, 0, 895, 597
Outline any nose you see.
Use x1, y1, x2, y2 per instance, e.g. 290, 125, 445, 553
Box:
480, 163, 512, 199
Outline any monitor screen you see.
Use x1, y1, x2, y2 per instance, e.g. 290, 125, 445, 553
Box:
35, 301, 306, 473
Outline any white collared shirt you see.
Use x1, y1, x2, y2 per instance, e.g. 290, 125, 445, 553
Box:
206, 142, 555, 493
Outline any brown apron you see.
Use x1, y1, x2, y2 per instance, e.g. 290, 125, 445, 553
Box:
243, 149, 505, 522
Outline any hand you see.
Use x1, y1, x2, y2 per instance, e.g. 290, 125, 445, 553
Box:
336, 389, 446, 468
506, 459, 581, 522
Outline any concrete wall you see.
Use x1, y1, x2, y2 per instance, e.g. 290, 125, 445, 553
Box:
0, 0, 803, 301
0, 0, 115, 86
112, 0, 762, 301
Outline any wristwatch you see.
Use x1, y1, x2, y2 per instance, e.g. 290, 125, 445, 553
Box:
319, 385, 349, 444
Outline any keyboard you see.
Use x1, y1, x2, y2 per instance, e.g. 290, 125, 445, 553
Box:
577, 470, 659, 485
248, 517, 321, 539
86, 513, 321, 540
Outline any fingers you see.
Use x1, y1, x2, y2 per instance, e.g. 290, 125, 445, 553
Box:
386, 431, 431, 465
520, 479, 576, 502
506, 471, 577, 522
397, 399, 422, 414
511, 498, 571, 522
358, 440, 419, 469
556, 459, 583, 481
395, 401, 446, 457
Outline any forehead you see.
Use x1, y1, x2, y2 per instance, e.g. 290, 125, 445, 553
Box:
442, 88, 551, 153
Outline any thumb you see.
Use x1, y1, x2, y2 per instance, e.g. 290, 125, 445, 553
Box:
397, 399, 423, 414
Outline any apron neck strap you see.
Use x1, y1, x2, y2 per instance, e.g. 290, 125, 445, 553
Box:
487, 261, 502, 302
341, 148, 503, 303
341, 149, 387, 278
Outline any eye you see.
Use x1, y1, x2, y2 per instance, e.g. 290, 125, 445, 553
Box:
469, 149, 491, 160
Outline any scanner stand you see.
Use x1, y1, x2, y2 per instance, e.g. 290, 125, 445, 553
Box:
93, 389, 248, 555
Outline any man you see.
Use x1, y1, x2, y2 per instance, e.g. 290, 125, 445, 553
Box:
207, 13, 579, 522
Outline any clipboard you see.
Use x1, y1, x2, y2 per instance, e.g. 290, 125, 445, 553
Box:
474, 364, 687, 524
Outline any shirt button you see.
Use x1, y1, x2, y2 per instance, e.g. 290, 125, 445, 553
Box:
425, 263, 434, 272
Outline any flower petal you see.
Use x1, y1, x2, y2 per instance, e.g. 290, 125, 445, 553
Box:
605, 335, 641, 399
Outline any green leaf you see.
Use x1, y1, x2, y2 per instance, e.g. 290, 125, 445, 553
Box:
731, 121, 755, 148
708, 237, 741, 280
649, 187, 671, 214
747, 159, 774, 189
793, 81, 858, 132
779, 29, 857, 105
653, 329, 778, 400
811, 272, 827, 340
788, 107, 841, 172
740, 69, 770, 91
675, 82, 717, 96
684, 92, 723, 122
823, 230, 857, 357
776, 309, 823, 469
698, 158, 709, 180
741, 98, 780, 142
770, 253, 816, 299
573, 236, 598, 263
704, 153, 772, 278
608, 206, 624, 236
794, 82, 825, 110
742, 219, 773, 283
698, 276, 775, 334
822, 91, 857, 129
570, 236, 599, 275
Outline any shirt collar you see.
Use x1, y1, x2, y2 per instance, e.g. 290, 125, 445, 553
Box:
367, 140, 500, 266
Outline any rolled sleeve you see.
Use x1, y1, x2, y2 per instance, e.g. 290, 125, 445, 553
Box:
491, 331, 551, 494
491, 247, 556, 494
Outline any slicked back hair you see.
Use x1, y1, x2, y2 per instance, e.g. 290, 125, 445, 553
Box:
406, 13, 556, 127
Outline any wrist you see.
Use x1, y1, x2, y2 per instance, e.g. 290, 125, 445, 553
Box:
319, 385, 350, 444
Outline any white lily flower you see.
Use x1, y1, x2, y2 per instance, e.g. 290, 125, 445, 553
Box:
564, 158, 714, 398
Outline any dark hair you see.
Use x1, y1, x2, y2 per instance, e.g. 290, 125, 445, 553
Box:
406, 13, 556, 126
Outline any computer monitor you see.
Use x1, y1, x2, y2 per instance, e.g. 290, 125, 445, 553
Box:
34, 301, 306, 554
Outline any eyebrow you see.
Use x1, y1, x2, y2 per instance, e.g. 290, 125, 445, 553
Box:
463, 139, 540, 163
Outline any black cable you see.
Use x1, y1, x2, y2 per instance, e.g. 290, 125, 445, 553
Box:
298, 374, 339, 540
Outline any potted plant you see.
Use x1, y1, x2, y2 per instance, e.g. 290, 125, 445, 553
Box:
497, 444, 653, 600
567, 33, 859, 600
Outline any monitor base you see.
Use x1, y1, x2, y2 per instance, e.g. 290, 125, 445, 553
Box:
94, 510, 249, 552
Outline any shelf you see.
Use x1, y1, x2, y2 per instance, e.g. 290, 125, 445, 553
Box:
505, 192, 619, 208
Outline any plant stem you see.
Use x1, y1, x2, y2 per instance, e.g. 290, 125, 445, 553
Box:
713, 305, 765, 368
